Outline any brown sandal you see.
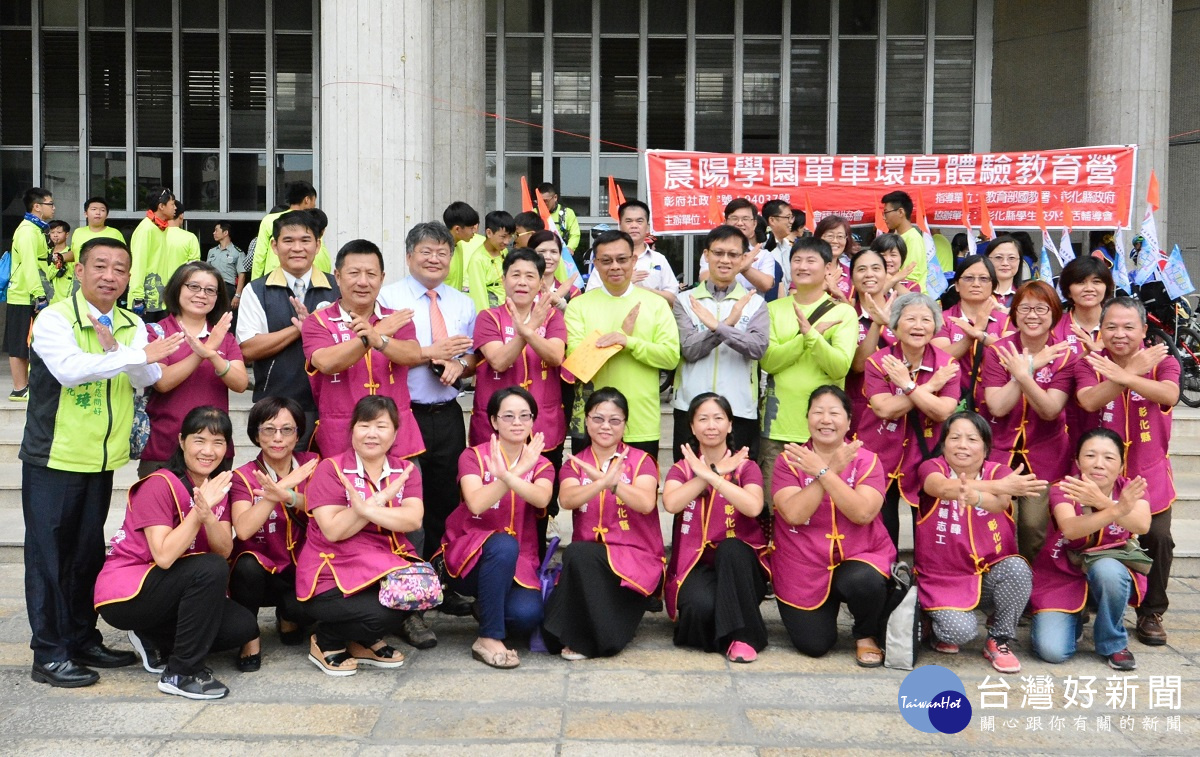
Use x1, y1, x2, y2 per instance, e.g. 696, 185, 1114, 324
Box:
855, 638, 884, 668
471, 640, 519, 669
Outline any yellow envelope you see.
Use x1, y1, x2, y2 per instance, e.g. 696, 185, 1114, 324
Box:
563, 330, 623, 383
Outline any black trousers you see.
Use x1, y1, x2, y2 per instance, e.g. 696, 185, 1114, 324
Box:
671, 409, 760, 463
98, 553, 258, 675
411, 400, 467, 560
542, 541, 652, 658
228, 554, 310, 628
22, 463, 112, 664
880, 479, 917, 549
673, 539, 768, 653
777, 560, 888, 657
303, 586, 411, 650
1139, 507, 1174, 616
538, 445, 565, 559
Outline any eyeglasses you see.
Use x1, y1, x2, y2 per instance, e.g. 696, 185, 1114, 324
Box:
707, 249, 744, 260
822, 234, 848, 242
957, 276, 992, 284
596, 256, 632, 266
726, 214, 755, 224
37, 200, 54, 206
587, 415, 626, 427
415, 249, 452, 261
770, 214, 794, 222
1015, 304, 1052, 316
184, 282, 220, 297
259, 425, 298, 438
883, 207, 902, 215
497, 412, 533, 424
515, 231, 535, 239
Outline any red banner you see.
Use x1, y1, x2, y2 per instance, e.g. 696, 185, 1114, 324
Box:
645, 146, 1137, 234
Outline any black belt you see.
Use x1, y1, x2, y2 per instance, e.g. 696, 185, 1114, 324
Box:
411, 400, 459, 413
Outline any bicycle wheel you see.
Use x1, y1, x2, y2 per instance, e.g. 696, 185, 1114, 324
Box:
1175, 325, 1200, 407
1147, 326, 1193, 407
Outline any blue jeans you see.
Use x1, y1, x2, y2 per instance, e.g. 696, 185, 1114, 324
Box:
1032, 557, 1134, 661
447, 532, 543, 641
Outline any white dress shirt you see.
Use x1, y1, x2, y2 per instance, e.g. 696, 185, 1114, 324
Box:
378, 275, 476, 404
236, 268, 334, 343
31, 302, 161, 389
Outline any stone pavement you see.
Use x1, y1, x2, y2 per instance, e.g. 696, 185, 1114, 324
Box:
0, 558, 1197, 755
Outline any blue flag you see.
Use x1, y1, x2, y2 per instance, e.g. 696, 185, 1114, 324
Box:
1162, 244, 1196, 300
1039, 245, 1055, 286
1112, 229, 1132, 294
923, 230, 947, 298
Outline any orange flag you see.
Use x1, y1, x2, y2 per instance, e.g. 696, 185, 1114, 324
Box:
1035, 195, 1048, 233
706, 186, 724, 226
912, 191, 929, 233
803, 193, 816, 234
1146, 169, 1161, 212
1060, 198, 1073, 230
960, 194, 972, 233
519, 176, 534, 213
875, 202, 888, 235
535, 188, 552, 225
607, 176, 620, 221
615, 182, 627, 206
978, 194, 995, 239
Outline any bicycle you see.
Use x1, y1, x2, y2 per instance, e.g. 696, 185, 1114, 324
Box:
1138, 280, 1200, 407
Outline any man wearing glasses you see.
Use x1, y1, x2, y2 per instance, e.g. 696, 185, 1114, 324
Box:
671, 225, 768, 462
5, 188, 56, 401
698, 198, 780, 300
566, 229, 680, 458
585, 200, 679, 305
129, 187, 177, 323
881, 190, 927, 293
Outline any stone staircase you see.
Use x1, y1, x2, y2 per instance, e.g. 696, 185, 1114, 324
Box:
0, 379, 1196, 575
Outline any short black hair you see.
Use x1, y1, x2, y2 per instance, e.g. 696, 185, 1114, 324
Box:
591, 229, 635, 258
535, 182, 558, 196
164, 407, 234, 482
870, 232, 908, 262
1058, 255, 1115, 309
790, 235, 833, 265
47, 220, 70, 234
950, 233, 969, 254
164, 261, 231, 327
335, 239, 385, 272
214, 220, 233, 234
485, 210, 516, 234
443, 201, 480, 229
78, 236, 131, 266
618, 199, 650, 222
761, 199, 791, 220
513, 211, 544, 232
146, 186, 174, 212
351, 395, 399, 429
23, 187, 50, 212
247, 396, 307, 448
487, 385, 538, 421
83, 196, 109, 213
881, 190, 913, 220
284, 181, 317, 207
1075, 427, 1126, 463
307, 208, 329, 237
173, 201, 186, 216
705, 224, 750, 253
526, 230, 561, 253
723, 197, 757, 218
503, 247, 546, 277
584, 387, 629, 419
272, 209, 319, 241
808, 385, 852, 418
935, 411, 993, 458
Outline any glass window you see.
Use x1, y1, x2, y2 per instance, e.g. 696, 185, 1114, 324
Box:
486, 0, 497, 34
791, 0, 830, 35
135, 152, 173, 209
1, 150, 34, 243
0, 3, 31, 25
840, 0, 878, 35
182, 33, 220, 149
276, 34, 314, 149
88, 31, 126, 147
790, 40, 829, 153
229, 153, 267, 212
42, 31, 79, 146
599, 154, 638, 214
936, 0, 974, 35
743, 0, 782, 36
507, 0, 545, 33
503, 156, 544, 213
695, 0, 736, 35
135, 32, 173, 148
695, 39, 734, 152
181, 0, 218, 29
742, 41, 781, 152
275, 154, 313, 203
648, 3, 686, 34
884, 38, 926, 153
644, 38, 684, 150
485, 154, 497, 211
485, 36, 496, 152
932, 39, 973, 153
183, 153, 220, 212
88, 0, 124, 26
41, 151, 78, 226
552, 36, 591, 151
134, 0, 171, 28
552, 155, 591, 220
0, 31, 33, 145
229, 33, 267, 149
275, 0, 313, 32
553, 0, 590, 34
505, 37, 543, 151
600, 0, 639, 34
888, 0, 926, 35
604, 36, 643, 151
89, 151, 127, 210
837, 39, 876, 153
42, 0, 76, 27
229, 0, 266, 30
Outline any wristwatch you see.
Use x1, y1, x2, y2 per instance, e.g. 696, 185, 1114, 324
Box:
901, 381, 917, 395
455, 356, 468, 369
375, 334, 390, 352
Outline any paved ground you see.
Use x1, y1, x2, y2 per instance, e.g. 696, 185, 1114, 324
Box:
0, 557, 1197, 755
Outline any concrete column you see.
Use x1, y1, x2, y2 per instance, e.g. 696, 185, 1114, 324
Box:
432, 0, 487, 217
1086, 0, 1171, 236
319, 0, 435, 274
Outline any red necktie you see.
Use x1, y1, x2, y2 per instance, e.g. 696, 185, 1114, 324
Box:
427, 289, 448, 342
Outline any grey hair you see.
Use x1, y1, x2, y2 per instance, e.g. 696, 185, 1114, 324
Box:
888, 291, 944, 333
404, 221, 455, 255
1100, 295, 1147, 327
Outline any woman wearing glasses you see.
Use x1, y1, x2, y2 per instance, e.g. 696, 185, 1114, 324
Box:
441, 386, 553, 669
139, 261, 248, 477
984, 236, 1025, 308
932, 255, 1012, 401
815, 215, 856, 302
227, 397, 319, 672
544, 388, 665, 660
976, 281, 1075, 563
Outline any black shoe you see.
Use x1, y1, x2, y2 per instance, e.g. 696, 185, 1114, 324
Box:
439, 591, 475, 617
31, 660, 99, 688
158, 668, 229, 700
236, 653, 261, 673
8, 387, 28, 402
399, 613, 437, 650
128, 630, 167, 674
276, 609, 306, 646
73, 643, 137, 669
